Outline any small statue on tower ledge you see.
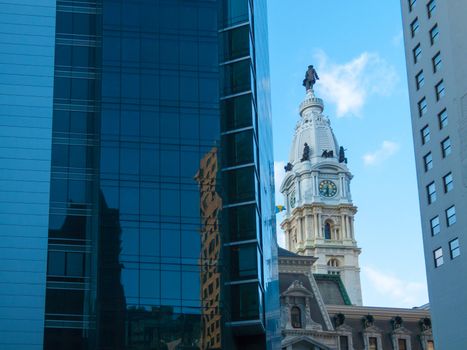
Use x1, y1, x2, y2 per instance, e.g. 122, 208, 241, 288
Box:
303, 65, 319, 91
301, 143, 310, 161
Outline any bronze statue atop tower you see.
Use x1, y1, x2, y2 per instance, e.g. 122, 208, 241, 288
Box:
302, 65, 319, 91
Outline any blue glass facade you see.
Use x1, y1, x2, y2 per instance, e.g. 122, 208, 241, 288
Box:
0, 1, 279, 349
0, 1, 56, 349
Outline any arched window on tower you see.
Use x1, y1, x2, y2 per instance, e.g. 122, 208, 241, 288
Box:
325, 222, 331, 240
291, 306, 302, 328
327, 258, 339, 267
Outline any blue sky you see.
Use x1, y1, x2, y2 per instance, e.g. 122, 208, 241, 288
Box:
268, 1, 429, 307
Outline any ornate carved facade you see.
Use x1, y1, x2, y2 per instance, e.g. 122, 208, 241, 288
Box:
278, 248, 434, 350
280, 89, 362, 305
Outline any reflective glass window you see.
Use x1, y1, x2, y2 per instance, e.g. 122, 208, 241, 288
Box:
224, 166, 256, 204
416, 70, 424, 90
221, 25, 250, 61
69, 145, 87, 168
441, 137, 451, 157
430, 24, 439, 45
430, 216, 440, 236
427, 182, 436, 204
432, 51, 442, 72
446, 205, 456, 226
51, 143, 68, 167
56, 11, 72, 34
411, 18, 419, 37
434, 247, 443, 267
72, 12, 97, 36
438, 109, 448, 129
55, 44, 72, 66
421, 125, 430, 144
450, 238, 460, 259
418, 97, 427, 117
54, 77, 70, 99
230, 244, 258, 280
222, 59, 251, 96
231, 283, 259, 321
435, 80, 445, 100
222, 0, 249, 26
222, 130, 254, 167
46, 289, 84, 314
224, 204, 258, 242
413, 44, 421, 64
221, 93, 253, 131
48, 251, 65, 276
443, 172, 453, 193
427, 0, 436, 18
66, 252, 84, 277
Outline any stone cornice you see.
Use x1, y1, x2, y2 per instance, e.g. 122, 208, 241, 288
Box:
326, 305, 431, 321
282, 328, 336, 339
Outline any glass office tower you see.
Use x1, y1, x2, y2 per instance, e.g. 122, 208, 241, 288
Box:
0, 0, 279, 349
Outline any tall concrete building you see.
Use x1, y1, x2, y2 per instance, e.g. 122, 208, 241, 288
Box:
400, 0, 467, 348
0, 0, 280, 349
280, 88, 363, 306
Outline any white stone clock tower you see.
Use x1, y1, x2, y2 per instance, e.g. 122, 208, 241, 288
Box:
280, 88, 363, 305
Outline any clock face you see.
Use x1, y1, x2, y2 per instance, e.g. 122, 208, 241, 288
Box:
290, 192, 296, 208
319, 180, 337, 197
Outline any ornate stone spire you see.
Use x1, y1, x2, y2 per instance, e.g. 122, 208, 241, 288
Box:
280, 71, 363, 306
287, 90, 341, 168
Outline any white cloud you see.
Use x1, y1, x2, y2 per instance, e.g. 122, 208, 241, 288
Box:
363, 140, 400, 166
314, 50, 398, 117
363, 266, 428, 307
274, 161, 286, 248
391, 30, 403, 47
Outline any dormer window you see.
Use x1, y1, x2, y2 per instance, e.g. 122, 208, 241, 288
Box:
291, 306, 302, 328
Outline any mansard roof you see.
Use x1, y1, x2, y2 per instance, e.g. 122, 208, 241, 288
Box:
314, 274, 352, 306
278, 247, 300, 258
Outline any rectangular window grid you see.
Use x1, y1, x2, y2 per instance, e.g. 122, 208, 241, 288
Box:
413, 44, 421, 63
427, 0, 436, 18
421, 125, 430, 144
424, 152, 433, 171
443, 172, 453, 192
418, 97, 427, 117
434, 247, 443, 267
432, 51, 442, 72
446, 205, 456, 226
450, 238, 460, 259
411, 18, 420, 37
430, 216, 440, 236
416, 70, 425, 89
438, 109, 448, 129
430, 24, 439, 44
427, 182, 436, 204
435, 80, 445, 100
441, 137, 451, 157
